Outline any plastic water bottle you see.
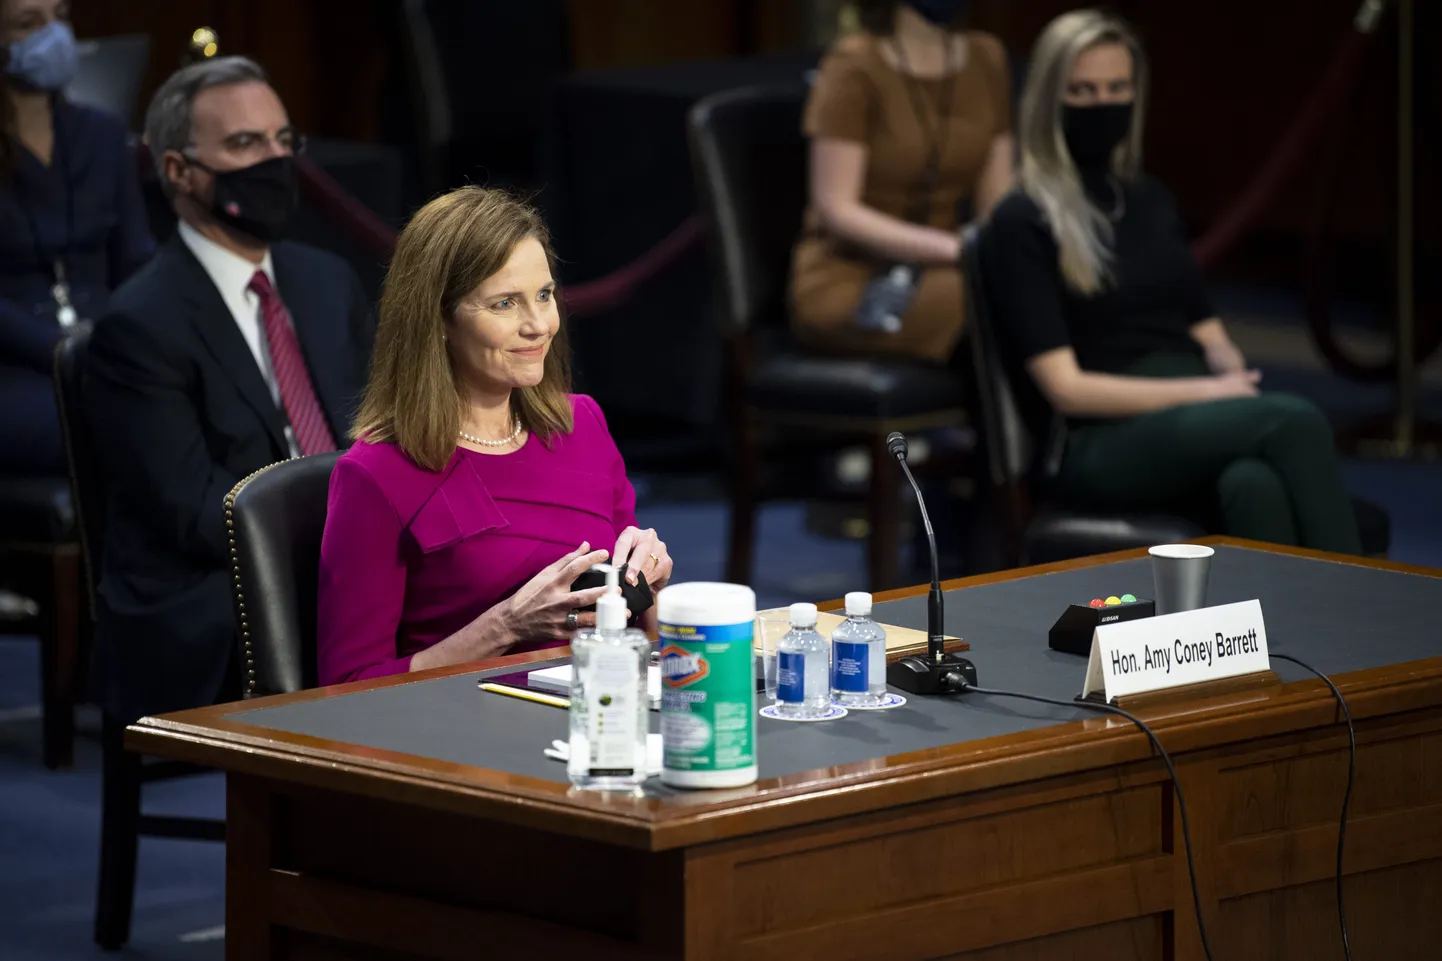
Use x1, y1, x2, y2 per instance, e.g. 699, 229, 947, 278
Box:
854, 265, 911, 334
831, 592, 888, 708
776, 603, 830, 718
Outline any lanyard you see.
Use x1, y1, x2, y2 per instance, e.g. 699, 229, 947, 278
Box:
892, 35, 960, 225
14, 105, 78, 327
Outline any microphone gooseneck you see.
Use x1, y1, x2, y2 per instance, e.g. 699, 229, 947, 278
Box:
888, 431, 944, 662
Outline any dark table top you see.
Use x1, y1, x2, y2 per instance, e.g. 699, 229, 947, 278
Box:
229, 546, 1442, 793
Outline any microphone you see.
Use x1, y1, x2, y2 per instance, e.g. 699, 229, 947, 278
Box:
884, 431, 979, 696
886, 432, 944, 659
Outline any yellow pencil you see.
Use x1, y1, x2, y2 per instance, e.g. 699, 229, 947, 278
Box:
478, 682, 570, 709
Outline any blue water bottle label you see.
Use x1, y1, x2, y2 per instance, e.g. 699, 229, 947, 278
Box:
832, 641, 869, 693
777, 652, 805, 703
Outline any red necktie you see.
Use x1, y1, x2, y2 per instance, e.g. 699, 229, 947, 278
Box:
248, 270, 337, 456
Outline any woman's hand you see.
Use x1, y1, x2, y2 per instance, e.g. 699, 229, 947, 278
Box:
409, 542, 615, 673
1203, 340, 1248, 376
1203, 370, 1262, 401
612, 526, 673, 595
499, 542, 613, 639
1191, 318, 1247, 375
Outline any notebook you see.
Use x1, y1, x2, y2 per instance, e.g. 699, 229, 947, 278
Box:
753, 609, 964, 656
526, 664, 662, 709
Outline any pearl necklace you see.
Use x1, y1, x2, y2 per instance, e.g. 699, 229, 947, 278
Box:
459, 419, 523, 448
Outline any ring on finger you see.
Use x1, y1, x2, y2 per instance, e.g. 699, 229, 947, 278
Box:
647, 552, 661, 568
565, 610, 580, 631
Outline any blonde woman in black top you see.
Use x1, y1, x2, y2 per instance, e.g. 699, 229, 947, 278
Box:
982, 9, 1361, 553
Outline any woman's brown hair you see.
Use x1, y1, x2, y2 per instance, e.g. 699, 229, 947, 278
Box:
352, 186, 574, 471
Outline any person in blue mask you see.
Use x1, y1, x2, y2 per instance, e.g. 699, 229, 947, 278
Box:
0, 0, 153, 476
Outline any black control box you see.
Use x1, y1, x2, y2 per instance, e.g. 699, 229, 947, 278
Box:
1048, 595, 1156, 656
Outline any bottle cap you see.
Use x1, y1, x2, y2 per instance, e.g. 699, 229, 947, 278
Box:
594, 563, 626, 631
844, 592, 873, 616
789, 602, 818, 628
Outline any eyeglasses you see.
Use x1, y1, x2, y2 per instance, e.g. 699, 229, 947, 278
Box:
190, 129, 308, 159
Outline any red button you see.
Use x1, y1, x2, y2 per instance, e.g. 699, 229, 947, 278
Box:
1088, 598, 1105, 608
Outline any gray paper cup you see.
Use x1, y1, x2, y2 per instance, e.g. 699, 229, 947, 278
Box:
1149, 544, 1215, 615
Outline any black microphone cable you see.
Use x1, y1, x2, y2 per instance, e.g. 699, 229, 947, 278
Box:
1269, 652, 1355, 961
953, 680, 1216, 961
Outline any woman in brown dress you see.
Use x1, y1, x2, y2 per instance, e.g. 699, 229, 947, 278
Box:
791, 0, 1014, 362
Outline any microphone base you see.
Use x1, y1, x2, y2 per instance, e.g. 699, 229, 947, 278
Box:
886, 653, 978, 696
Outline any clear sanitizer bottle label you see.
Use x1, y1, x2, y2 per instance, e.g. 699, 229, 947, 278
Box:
583, 648, 641, 774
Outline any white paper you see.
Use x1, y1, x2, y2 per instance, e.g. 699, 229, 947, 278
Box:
530, 664, 661, 707
1081, 599, 1270, 700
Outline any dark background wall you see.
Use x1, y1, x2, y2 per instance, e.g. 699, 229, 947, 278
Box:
71, 0, 1436, 301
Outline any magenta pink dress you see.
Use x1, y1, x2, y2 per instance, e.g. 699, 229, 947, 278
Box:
316, 394, 638, 685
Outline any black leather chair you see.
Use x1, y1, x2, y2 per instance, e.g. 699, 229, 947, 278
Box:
687, 83, 969, 591
0, 473, 82, 770
225, 452, 342, 699
54, 330, 226, 951
962, 231, 1390, 564
0, 324, 99, 773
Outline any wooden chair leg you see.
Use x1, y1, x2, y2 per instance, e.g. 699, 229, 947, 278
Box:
95, 715, 142, 950
867, 433, 901, 592
39, 545, 82, 770
726, 410, 760, 586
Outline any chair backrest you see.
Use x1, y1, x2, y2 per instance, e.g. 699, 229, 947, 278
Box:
225, 451, 342, 698
962, 227, 1067, 556
53, 329, 104, 620
686, 83, 810, 336
66, 34, 150, 128
397, 0, 453, 196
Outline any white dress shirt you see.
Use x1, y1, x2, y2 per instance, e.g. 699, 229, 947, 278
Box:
177, 221, 300, 457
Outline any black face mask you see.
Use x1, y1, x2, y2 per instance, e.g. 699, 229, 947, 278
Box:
1061, 102, 1134, 172
907, 0, 967, 28
187, 155, 298, 243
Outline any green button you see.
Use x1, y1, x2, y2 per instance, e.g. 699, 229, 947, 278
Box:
1121, 593, 1137, 603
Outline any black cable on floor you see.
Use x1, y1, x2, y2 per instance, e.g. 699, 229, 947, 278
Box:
1269, 652, 1355, 961
958, 682, 1216, 961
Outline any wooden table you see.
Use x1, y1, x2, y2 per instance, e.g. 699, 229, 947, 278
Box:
129, 538, 1442, 960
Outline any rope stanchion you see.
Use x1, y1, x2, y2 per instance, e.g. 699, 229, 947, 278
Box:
1189, 0, 1439, 401
1302, 0, 1438, 386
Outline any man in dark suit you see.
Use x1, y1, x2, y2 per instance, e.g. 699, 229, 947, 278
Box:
86, 56, 373, 724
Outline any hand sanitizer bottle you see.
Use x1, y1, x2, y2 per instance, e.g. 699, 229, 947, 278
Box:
568, 564, 650, 790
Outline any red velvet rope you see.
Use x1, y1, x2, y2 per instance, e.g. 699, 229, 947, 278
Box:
292, 155, 398, 264
1190, 25, 1373, 269
133, 144, 706, 319
558, 214, 707, 316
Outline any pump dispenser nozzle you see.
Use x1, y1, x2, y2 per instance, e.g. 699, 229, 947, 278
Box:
594, 563, 626, 632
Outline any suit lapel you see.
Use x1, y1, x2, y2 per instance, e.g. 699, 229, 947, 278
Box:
169, 237, 289, 456
272, 246, 352, 440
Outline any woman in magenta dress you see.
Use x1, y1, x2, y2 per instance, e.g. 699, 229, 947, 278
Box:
316, 187, 674, 685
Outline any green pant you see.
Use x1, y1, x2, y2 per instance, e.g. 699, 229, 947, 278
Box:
1055, 354, 1363, 554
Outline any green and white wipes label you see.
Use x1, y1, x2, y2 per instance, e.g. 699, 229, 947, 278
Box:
657, 621, 755, 773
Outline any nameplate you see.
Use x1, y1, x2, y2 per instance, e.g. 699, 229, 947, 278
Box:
1081, 600, 1269, 701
